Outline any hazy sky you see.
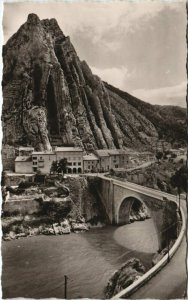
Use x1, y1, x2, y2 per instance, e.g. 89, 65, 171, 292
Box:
3, 1, 187, 107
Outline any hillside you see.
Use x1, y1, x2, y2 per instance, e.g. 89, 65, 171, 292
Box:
2, 13, 185, 154
105, 83, 186, 147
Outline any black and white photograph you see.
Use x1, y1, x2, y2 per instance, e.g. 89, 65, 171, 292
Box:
1, 1, 188, 299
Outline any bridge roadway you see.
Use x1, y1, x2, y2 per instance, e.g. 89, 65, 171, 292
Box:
97, 175, 187, 299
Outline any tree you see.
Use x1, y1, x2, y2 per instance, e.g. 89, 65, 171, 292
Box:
59, 158, 68, 175
50, 159, 68, 176
156, 151, 163, 162
170, 166, 188, 211
50, 161, 58, 174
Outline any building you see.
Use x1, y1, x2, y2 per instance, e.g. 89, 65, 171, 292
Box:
95, 150, 110, 172
32, 151, 56, 174
19, 147, 34, 156
55, 147, 83, 174
14, 146, 134, 174
107, 149, 131, 169
83, 154, 99, 173
138, 151, 155, 162
107, 149, 121, 169
95, 149, 131, 171
117, 149, 132, 168
15, 156, 33, 173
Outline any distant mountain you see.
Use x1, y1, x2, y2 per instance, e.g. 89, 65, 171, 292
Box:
2, 13, 186, 153
105, 83, 186, 148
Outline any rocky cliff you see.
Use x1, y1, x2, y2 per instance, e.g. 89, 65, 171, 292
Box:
2, 14, 124, 151
3, 13, 183, 153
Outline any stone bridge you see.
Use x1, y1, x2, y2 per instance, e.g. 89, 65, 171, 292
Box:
96, 175, 179, 250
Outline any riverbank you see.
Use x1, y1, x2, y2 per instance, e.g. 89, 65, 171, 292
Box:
2, 215, 91, 241
2, 175, 108, 241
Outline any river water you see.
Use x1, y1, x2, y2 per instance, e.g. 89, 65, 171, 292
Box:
2, 219, 158, 299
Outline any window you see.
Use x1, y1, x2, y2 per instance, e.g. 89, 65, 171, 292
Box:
73, 162, 76, 166
78, 162, 81, 166
68, 162, 72, 166
33, 161, 37, 165
115, 164, 119, 168
33, 157, 37, 160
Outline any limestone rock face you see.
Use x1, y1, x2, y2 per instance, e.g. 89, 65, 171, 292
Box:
2, 13, 123, 151
2, 13, 160, 153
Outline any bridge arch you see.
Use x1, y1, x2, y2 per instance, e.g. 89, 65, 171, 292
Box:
118, 196, 150, 225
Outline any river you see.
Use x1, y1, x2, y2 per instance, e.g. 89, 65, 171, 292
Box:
2, 219, 158, 299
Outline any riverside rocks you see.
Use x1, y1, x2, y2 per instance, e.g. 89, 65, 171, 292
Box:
129, 204, 150, 222
2, 217, 89, 241
105, 258, 146, 298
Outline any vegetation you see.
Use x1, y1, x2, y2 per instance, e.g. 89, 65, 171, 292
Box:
156, 151, 163, 162
50, 158, 68, 176
105, 82, 186, 147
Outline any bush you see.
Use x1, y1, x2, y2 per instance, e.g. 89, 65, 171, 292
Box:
19, 181, 34, 189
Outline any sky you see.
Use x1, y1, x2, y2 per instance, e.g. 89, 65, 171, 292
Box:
2, 1, 187, 107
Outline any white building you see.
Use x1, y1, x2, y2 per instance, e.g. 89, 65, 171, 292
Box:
55, 147, 83, 174
83, 154, 99, 173
32, 151, 56, 174
15, 156, 33, 174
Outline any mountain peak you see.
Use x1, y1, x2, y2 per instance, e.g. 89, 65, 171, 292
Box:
27, 13, 41, 25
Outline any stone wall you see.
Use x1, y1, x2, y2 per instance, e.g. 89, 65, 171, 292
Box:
3, 199, 41, 215
3, 173, 35, 186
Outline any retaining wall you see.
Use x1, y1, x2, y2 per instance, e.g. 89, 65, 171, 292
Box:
3, 199, 42, 215
111, 203, 186, 299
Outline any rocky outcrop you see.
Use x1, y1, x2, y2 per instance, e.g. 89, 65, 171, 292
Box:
3, 13, 168, 157
2, 175, 106, 240
3, 13, 184, 155
105, 258, 146, 298
2, 218, 89, 241
2, 13, 123, 152
130, 203, 150, 222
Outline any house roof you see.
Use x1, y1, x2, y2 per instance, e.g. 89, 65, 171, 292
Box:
95, 150, 110, 157
32, 151, 56, 155
107, 149, 121, 155
83, 154, 99, 161
55, 147, 83, 152
95, 149, 136, 157
19, 147, 34, 151
15, 156, 32, 162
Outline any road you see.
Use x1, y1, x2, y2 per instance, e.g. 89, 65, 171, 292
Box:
98, 175, 187, 298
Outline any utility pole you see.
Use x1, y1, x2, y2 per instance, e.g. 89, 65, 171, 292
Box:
64, 275, 68, 299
